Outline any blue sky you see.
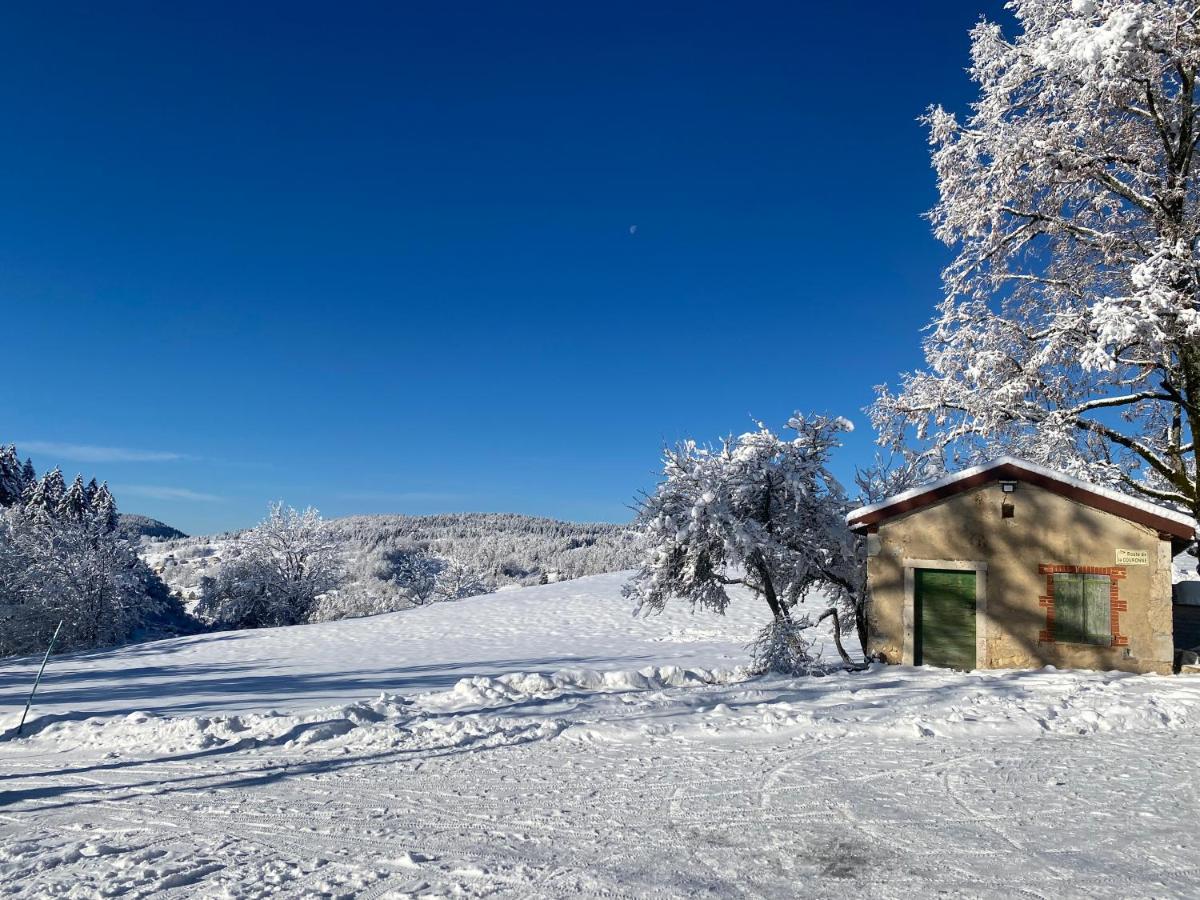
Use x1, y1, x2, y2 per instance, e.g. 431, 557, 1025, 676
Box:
1, 1, 1010, 534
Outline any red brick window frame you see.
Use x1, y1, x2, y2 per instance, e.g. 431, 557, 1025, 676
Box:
1037, 564, 1127, 646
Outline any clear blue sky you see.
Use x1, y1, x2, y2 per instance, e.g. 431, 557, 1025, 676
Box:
1, 1, 1010, 535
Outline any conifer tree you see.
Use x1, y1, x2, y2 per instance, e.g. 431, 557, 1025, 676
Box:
58, 475, 89, 522
0, 445, 27, 507
25, 469, 66, 521
90, 483, 119, 533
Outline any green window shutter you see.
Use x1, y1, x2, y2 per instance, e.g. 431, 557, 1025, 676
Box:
1053, 573, 1112, 646
1054, 573, 1084, 644
1083, 575, 1112, 645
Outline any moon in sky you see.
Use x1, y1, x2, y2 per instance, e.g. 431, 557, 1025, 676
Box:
629, 225, 638, 235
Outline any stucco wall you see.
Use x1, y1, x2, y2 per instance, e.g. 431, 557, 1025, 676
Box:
866, 481, 1175, 675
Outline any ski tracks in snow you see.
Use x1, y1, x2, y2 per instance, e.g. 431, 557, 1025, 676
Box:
5, 676, 1200, 898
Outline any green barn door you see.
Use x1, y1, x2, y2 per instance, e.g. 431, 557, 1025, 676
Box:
915, 569, 977, 670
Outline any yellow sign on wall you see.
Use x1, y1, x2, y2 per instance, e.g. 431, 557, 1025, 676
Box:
1115, 548, 1149, 566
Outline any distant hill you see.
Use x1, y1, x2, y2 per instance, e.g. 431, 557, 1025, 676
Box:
118, 513, 188, 541
140, 511, 642, 620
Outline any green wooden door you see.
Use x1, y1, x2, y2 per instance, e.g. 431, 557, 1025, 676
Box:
915, 569, 976, 670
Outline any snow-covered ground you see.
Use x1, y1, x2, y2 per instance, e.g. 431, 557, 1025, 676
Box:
4, 572, 1200, 898
0, 573, 771, 727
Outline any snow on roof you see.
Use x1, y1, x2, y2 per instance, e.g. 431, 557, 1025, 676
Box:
846, 456, 1196, 535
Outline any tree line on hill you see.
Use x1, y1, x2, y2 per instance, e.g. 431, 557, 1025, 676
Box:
116, 514, 188, 542
159, 510, 644, 628
1, 441, 647, 656
0, 434, 646, 658
323, 512, 642, 618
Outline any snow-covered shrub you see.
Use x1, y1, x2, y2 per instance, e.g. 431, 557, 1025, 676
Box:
297, 514, 640, 622
747, 616, 821, 676
433, 558, 491, 602
197, 504, 341, 629
310, 545, 497, 622
310, 544, 440, 622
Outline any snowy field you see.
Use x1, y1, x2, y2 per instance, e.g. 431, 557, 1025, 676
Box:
4, 573, 1200, 898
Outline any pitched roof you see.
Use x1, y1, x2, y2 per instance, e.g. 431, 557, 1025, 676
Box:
846, 456, 1196, 541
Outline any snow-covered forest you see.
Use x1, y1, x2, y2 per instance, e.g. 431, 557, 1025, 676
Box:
143, 509, 644, 627
0, 439, 644, 658
0, 445, 188, 658
115, 514, 187, 542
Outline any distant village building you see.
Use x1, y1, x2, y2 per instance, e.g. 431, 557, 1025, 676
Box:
847, 458, 1196, 675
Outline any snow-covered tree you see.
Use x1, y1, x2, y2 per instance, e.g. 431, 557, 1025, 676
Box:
433, 557, 491, 602
0, 445, 28, 507
624, 415, 863, 668
90, 483, 118, 533
57, 475, 88, 522
310, 543, 448, 621
20, 458, 35, 491
197, 503, 341, 628
388, 546, 443, 604
0, 491, 185, 658
0, 443, 190, 657
872, 0, 1200, 551
854, 448, 945, 506
23, 468, 65, 522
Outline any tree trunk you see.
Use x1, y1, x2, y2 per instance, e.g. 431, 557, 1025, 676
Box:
816, 608, 853, 666
854, 594, 871, 660
750, 554, 788, 621
1175, 335, 1200, 578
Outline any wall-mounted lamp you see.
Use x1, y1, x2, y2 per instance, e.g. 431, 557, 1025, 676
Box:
1000, 480, 1017, 519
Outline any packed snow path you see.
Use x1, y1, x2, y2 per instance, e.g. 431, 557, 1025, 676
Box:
3, 574, 1200, 898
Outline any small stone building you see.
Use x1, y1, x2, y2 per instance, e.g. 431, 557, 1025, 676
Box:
847, 457, 1195, 675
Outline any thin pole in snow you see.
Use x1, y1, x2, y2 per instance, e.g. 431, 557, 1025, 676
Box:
17, 619, 63, 738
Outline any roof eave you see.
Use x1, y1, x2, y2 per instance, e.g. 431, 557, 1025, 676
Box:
846, 458, 1196, 542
